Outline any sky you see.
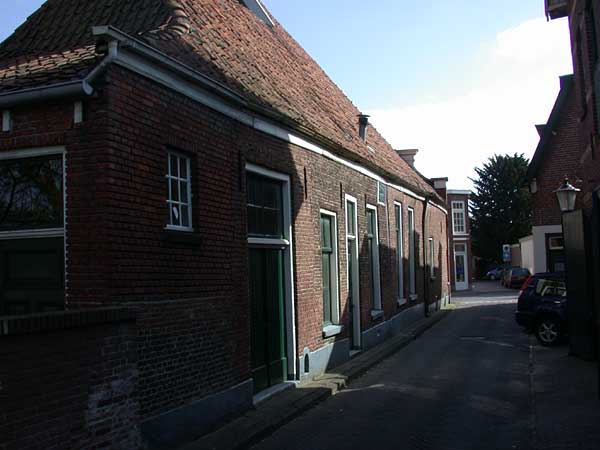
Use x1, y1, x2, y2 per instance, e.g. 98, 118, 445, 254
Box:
0, 1, 573, 189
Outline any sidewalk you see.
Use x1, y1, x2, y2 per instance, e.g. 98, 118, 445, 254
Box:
531, 339, 600, 450
179, 309, 451, 450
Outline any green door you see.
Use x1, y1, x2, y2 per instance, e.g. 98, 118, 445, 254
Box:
249, 247, 286, 393
0, 237, 64, 315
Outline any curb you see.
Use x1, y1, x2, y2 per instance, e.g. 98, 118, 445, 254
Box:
180, 309, 452, 450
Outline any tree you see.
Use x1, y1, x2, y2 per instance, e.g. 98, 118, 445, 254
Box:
470, 153, 532, 264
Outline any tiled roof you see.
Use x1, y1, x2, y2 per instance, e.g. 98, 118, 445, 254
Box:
0, 0, 438, 197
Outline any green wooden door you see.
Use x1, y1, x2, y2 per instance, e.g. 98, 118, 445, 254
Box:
0, 237, 64, 315
249, 247, 286, 393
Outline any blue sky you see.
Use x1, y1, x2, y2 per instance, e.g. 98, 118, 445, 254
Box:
1, 1, 573, 188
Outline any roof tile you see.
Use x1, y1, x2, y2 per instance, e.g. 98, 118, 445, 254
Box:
0, 0, 438, 197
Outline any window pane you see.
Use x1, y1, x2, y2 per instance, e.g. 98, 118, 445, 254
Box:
170, 154, 178, 176
181, 205, 189, 227
180, 181, 189, 204
180, 157, 188, 179
321, 215, 332, 250
346, 201, 355, 235
0, 156, 63, 231
171, 204, 181, 226
171, 178, 179, 202
322, 252, 331, 324
367, 210, 374, 236
246, 173, 284, 238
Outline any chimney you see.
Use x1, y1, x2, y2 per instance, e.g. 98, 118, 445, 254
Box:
535, 124, 546, 138
358, 113, 370, 143
396, 149, 419, 169
430, 177, 448, 201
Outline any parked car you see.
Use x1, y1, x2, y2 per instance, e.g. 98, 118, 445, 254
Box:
500, 266, 518, 286
506, 267, 531, 289
486, 267, 503, 280
515, 272, 567, 346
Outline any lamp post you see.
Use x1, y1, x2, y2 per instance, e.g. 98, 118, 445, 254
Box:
554, 177, 580, 213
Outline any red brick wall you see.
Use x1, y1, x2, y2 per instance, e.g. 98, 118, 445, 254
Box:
0, 64, 450, 425
0, 309, 139, 450
568, 0, 600, 208
530, 85, 583, 227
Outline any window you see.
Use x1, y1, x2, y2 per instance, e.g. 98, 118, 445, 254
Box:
166, 152, 192, 230
395, 204, 404, 302
247, 172, 284, 238
0, 149, 65, 317
408, 207, 416, 297
452, 201, 466, 235
320, 211, 339, 326
548, 236, 564, 250
366, 205, 382, 310
377, 181, 387, 205
0, 155, 63, 232
429, 238, 435, 279
345, 195, 360, 345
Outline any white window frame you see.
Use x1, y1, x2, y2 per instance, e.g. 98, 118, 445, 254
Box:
246, 163, 297, 380
345, 194, 361, 348
429, 237, 435, 279
408, 207, 417, 298
165, 151, 193, 232
320, 209, 341, 332
377, 181, 387, 206
452, 201, 466, 235
0, 146, 66, 240
394, 202, 406, 305
366, 204, 382, 313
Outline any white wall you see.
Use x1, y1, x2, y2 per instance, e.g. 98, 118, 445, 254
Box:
531, 225, 562, 274
520, 235, 534, 274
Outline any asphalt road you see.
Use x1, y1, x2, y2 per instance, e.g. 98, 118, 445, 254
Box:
251, 284, 533, 450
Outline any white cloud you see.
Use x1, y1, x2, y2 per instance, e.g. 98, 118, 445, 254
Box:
367, 17, 573, 190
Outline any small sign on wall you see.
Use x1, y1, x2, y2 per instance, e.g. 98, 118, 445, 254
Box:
502, 244, 511, 263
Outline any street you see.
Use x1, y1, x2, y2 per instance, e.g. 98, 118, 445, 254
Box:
249, 282, 599, 450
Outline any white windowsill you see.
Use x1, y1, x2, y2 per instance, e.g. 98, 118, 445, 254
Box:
409, 294, 418, 302
165, 225, 194, 232
370, 309, 384, 320
0, 228, 64, 240
322, 324, 343, 338
397, 298, 407, 307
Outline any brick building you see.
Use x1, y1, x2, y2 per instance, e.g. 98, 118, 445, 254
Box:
431, 178, 472, 291
523, 74, 582, 274
544, 0, 599, 359
0, 1, 450, 449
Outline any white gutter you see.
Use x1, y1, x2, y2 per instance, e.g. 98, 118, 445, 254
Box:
0, 81, 93, 109
0, 25, 448, 214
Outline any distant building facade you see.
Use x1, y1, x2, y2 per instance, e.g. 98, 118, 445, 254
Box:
431, 178, 472, 291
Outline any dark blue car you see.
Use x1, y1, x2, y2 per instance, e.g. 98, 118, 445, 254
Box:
515, 272, 567, 346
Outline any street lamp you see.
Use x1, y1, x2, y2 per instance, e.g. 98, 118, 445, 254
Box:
554, 177, 580, 212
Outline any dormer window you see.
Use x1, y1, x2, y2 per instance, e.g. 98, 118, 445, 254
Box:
240, 0, 275, 27
358, 114, 369, 143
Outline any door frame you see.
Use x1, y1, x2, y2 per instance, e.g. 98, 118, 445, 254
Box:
345, 194, 361, 348
454, 243, 469, 291
246, 163, 297, 381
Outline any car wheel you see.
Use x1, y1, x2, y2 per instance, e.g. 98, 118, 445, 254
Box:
489, 275, 496, 280
536, 316, 561, 346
